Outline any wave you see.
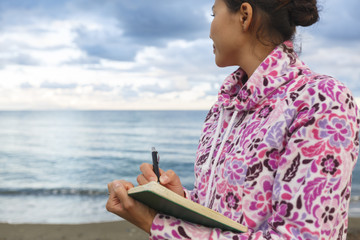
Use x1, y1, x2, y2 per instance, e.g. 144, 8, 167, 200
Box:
351, 195, 360, 202
1, 187, 360, 203
0, 188, 108, 196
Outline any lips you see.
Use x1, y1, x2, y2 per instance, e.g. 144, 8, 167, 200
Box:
213, 44, 216, 53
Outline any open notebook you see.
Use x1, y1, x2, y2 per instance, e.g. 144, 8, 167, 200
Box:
128, 181, 248, 233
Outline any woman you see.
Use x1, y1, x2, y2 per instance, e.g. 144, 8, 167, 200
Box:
106, 0, 360, 239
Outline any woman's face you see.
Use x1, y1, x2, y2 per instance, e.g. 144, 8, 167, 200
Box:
210, 0, 243, 67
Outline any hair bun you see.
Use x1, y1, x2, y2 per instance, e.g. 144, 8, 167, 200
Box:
288, 0, 319, 27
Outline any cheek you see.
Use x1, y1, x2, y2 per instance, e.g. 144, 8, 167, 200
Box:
210, 21, 215, 38
210, 19, 220, 39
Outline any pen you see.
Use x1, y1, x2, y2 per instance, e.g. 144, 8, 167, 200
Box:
151, 147, 160, 183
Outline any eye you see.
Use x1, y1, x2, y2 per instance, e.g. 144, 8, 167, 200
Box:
210, 13, 215, 17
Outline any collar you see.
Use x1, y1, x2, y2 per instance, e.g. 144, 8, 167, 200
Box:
215, 41, 308, 112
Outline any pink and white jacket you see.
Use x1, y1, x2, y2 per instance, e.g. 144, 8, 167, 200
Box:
150, 42, 360, 239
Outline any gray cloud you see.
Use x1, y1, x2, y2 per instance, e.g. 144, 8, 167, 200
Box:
91, 84, 114, 92
40, 81, 78, 89
0, 0, 211, 61
2, 0, 358, 45
119, 85, 139, 99
12, 53, 39, 65
71, 0, 210, 61
0, 39, 39, 68
113, 1, 209, 42
0, 53, 39, 68
137, 84, 180, 95
0, 0, 73, 30
20, 82, 33, 89
307, 0, 360, 41
64, 56, 101, 66
73, 26, 140, 61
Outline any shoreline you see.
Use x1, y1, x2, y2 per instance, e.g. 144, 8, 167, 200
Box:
0, 218, 359, 240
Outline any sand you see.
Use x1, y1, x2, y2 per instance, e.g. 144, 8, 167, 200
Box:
348, 217, 360, 240
0, 218, 359, 240
0, 221, 148, 240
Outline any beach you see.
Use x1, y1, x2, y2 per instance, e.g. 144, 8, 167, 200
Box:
0, 218, 359, 240
0, 221, 148, 240
1, 111, 360, 239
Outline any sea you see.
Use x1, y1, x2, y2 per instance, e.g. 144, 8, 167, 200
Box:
0, 110, 359, 224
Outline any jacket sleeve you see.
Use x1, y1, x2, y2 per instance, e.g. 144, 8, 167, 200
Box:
149, 84, 360, 240
183, 173, 201, 203
183, 188, 197, 202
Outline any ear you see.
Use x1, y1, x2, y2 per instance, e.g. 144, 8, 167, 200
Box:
239, 2, 253, 31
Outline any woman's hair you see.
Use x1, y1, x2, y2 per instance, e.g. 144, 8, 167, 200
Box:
223, 0, 319, 46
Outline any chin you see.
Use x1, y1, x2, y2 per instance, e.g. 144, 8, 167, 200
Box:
215, 56, 232, 67
216, 63, 226, 68
214, 58, 224, 67
215, 57, 238, 68
215, 60, 231, 68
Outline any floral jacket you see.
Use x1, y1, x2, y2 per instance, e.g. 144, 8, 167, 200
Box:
150, 42, 360, 239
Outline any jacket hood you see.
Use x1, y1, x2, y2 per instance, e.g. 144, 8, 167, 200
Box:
214, 41, 309, 113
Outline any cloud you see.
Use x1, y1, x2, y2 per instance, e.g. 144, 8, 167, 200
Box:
119, 85, 139, 99
112, 1, 209, 42
1, 0, 212, 61
0, 53, 39, 68
0, 0, 73, 30
73, 25, 140, 61
137, 83, 189, 95
299, 32, 360, 96
20, 82, 33, 89
0, 0, 359, 110
40, 81, 78, 89
307, 0, 360, 41
91, 84, 114, 92
65, 56, 101, 65
70, 0, 211, 61
134, 39, 235, 85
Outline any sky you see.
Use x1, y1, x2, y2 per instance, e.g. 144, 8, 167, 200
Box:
0, 0, 359, 110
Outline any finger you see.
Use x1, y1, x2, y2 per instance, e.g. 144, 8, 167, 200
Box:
120, 180, 134, 190
160, 169, 178, 185
137, 174, 149, 185
108, 180, 134, 195
106, 181, 121, 213
112, 181, 135, 210
107, 182, 115, 195
159, 170, 184, 197
139, 163, 158, 182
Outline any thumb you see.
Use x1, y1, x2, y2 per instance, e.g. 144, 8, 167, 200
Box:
112, 181, 134, 198
159, 170, 179, 185
159, 170, 184, 197
111, 181, 137, 212
112, 182, 126, 198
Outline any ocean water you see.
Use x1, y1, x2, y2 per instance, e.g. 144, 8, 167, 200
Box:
0, 110, 359, 224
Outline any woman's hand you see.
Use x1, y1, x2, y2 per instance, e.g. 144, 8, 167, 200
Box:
106, 180, 157, 234
137, 163, 185, 197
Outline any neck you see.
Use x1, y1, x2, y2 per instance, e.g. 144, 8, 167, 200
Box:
239, 40, 275, 77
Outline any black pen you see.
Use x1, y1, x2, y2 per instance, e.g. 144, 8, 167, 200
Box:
151, 147, 160, 183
